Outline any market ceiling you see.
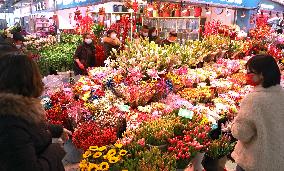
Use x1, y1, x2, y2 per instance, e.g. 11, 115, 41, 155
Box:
0, 0, 22, 13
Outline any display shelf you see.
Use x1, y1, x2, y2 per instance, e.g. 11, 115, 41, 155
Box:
142, 16, 206, 41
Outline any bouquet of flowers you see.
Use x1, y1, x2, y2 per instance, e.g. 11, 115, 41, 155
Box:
79, 144, 128, 171
72, 121, 117, 150
132, 117, 179, 146
205, 134, 235, 159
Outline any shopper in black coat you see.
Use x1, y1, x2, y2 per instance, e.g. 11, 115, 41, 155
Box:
0, 54, 66, 171
103, 30, 121, 61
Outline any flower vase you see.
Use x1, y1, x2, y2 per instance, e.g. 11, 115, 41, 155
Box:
201, 155, 227, 171
163, 11, 171, 17
153, 10, 159, 17
176, 159, 191, 170
192, 152, 205, 171
175, 10, 181, 17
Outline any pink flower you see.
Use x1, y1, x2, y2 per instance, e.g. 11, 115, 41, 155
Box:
137, 138, 145, 147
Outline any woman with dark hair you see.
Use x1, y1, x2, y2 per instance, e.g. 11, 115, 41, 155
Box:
159, 31, 178, 46
0, 54, 67, 170
102, 30, 121, 62
231, 55, 284, 171
73, 33, 96, 75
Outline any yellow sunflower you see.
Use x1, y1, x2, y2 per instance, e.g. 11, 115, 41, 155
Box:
88, 163, 100, 171
119, 149, 128, 156
114, 143, 123, 149
89, 146, 99, 151
108, 156, 120, 164
83, 150, 92, 159
99, 162, 110, 171
103, 155, 108, 160
98, 146, 107, 152
79, 159, 88, 169
106, 149, 116, 157
93, 152, 102, 159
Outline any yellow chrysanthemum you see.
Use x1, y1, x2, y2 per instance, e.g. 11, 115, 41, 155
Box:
114, 143, 123, 149
83, 150, 92, 159
108, 156, 120, 164
119, 149, 128, 156
106, 149, 116, 157
89, 146, 99, 151
93, 152, 102, 159
98, 146, 107, 151
88, 163, 100, 171
99, 162, 110, 171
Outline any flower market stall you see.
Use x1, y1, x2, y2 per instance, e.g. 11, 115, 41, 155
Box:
38, 16, 284, 170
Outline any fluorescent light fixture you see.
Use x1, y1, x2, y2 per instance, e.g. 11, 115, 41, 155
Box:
205, 7, 211, 15
260, 4, 274, 10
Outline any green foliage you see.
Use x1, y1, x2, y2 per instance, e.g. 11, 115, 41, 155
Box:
92, 24, 105, 37
38, 34, 82, 75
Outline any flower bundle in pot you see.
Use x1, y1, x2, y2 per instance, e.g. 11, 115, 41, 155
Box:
79, 143, 128, 171
134, 117, 179, 149
202, 134, 236, 171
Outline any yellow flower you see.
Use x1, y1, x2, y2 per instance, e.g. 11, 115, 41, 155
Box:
108, 156, 120, 163
82, 92, 91, 101
99, 162, 110, 171
83, 150, 92, 159
89, 146, 99, 151
98, 146, 107, 151
103, 155, 108, 159
106, 149, 116, 157
79, 159, 88, 169
114, 143, 123, 149
122, 170, 128, 171
88, 163, 100, 171
119, 149, 128, 156
93, 152, 102, 159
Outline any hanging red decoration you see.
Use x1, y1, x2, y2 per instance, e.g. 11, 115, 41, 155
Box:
74, 7, 82, 21
194, 6, 202, 17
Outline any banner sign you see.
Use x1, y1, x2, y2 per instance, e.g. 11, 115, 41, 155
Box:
56, 0, 100, 10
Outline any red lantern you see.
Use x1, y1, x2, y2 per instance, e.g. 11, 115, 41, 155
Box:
74, 7, 82, 21
194, 6, 202, 17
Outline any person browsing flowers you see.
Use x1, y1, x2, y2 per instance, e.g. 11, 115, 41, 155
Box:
231, 55, 284, 171
0, 54, 67, 170
74, 33, 96, 75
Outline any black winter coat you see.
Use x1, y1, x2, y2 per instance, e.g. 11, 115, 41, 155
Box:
0, 93, 66, 171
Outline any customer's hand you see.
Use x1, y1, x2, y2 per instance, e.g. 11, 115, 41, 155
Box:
221, 121, 233, 133
76, 59, 85, 70
61, 128, 72, 143
78, 63, 85, 70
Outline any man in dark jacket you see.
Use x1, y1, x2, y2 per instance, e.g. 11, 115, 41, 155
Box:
159, 31, 178, 46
